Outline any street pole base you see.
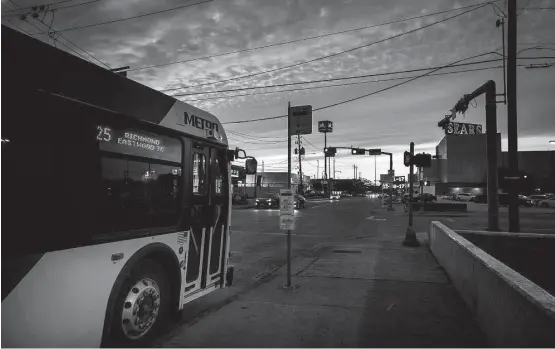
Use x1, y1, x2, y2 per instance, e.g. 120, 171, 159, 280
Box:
402, 226, 421, 247
280, 283, 299, 290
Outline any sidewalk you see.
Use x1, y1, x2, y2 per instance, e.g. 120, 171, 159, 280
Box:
160, 211, 488, 347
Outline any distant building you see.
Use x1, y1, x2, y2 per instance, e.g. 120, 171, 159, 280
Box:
500, 151, 555, 193
423, 133, 502, 195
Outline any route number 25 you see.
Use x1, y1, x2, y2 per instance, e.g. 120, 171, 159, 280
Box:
96, 126, 112, 142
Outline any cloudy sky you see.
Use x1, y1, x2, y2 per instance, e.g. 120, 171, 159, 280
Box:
3, 0, 554, 180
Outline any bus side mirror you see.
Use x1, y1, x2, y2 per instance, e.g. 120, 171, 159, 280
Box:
245, 158, 257, 175
235, 148, 247, 159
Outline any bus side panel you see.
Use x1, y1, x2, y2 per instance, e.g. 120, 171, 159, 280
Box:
1, 234, 185, 348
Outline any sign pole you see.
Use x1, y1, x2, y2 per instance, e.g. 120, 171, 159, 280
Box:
286, 102, 292, 288
403, 142, 420, 247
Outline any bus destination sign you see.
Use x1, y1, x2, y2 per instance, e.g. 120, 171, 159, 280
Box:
96, 125, 181, 162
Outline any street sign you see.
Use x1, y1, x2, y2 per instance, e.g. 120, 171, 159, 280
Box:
380, 174, 392, 182
279, 189, 295, 230
368, 148, 381, 155
289, 105, 312, 135
318, 120, 333, 133
388, 169, 395, 177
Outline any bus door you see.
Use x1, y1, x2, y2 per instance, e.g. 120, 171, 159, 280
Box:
184, 143, 229, 294
184, 142, 210, 294
203, 147, 229, 287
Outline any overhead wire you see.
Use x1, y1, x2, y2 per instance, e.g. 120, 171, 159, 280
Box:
128, 1, 494, 74
172, 58, 507, 97
2, 0, 81, 13
182, 62, 550, 103
163, 2, 492, 92
221, 50, 509, 125
33, 16, 111, 68
26, 0, 213, 34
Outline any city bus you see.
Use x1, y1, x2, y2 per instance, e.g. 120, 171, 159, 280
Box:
1, 25, 256, 347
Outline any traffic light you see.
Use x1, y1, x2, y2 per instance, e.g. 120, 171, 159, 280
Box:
403, 151, 411, 167
412, 153, 432, 168
351, 148, 365, 155
325, 147, 336, 157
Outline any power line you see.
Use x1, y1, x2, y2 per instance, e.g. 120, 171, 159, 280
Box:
172, 58, 506, 97
21, 18, 92, 62
27, 0, 212, 34
2, 0, 102, 16
3, 0, 80, 13
3, 18, 31, 34
181, 61, 552, 102
221, 50, 507, 125
163, 2, 491, 92
33, 17, 111, 68
129, 1, 492, 74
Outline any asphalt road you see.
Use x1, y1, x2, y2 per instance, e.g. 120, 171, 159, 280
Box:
153, 196, 554, 346
154, 196, 381, 346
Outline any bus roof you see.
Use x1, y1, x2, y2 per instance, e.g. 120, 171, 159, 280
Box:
2, 25, 228, 145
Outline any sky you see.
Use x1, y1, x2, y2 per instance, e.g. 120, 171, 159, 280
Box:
2, 0, 555, 181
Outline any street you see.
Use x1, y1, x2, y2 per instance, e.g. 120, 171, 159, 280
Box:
153, 197, 490, 347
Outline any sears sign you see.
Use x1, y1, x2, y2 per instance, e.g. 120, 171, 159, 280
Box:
445, 122, 483, 135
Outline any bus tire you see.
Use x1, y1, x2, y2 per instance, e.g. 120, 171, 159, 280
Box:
108, 259, 170, 347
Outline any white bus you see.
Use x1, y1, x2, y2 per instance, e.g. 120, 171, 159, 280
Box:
1, 25, 256, 347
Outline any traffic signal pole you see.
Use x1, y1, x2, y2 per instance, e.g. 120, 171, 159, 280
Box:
403, 142, 420, 247
447, 80, 500, 231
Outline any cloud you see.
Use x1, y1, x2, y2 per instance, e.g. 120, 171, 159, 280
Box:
9, 0, 553, 172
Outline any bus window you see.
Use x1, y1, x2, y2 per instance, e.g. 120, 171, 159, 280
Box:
97, 157, 182, 234
193, 153, 206, 194
214, 157, 223, 195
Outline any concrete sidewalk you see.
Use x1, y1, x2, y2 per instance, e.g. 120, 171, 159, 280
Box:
160, 211, 488, 347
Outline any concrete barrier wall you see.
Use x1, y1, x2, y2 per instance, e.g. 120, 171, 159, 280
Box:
428, 221, 555, 347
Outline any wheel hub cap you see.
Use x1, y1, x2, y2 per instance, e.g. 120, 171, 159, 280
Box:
121, 278, 161, 339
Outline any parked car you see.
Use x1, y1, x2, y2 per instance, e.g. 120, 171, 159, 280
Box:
295, 194, 307, 209
330, 193, 340, 200
255, 195, 279, 209
518, 195, 535, 207
470, 193, 509, 206
455, 193, 474, 201
528, 194, 551, 206
538, 197, 555, 208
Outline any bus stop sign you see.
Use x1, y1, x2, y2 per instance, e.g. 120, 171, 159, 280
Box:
279, 189, 295, 230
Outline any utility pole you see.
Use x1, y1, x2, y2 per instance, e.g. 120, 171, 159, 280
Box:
286, 102, 292, 287
333, 158, 336, 180
403, 142, 420, 247
297, 134, 303, 194
507, 0, 520, 232
316, 160, 319, 180
262, 161, 264, 174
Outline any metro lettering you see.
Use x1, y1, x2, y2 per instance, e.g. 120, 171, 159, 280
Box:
183, 112, 219, 132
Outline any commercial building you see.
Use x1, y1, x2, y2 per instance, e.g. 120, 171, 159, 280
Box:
422, 132, 501, 196
500, 151, 555, 193
422, 130, 555, 195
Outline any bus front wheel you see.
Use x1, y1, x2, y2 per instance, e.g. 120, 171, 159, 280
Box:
109, 259, 170, 347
